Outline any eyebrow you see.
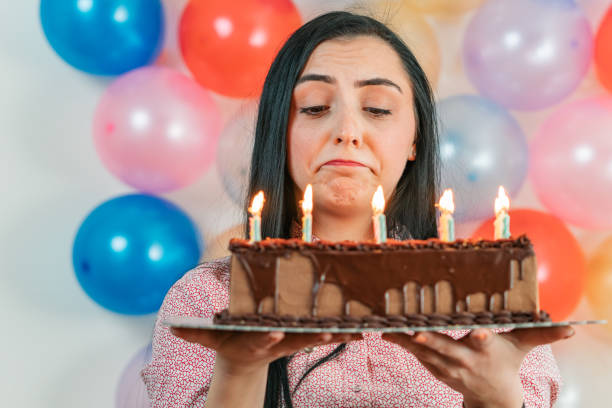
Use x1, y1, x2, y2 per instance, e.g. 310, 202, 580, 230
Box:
296, 74, 403, 94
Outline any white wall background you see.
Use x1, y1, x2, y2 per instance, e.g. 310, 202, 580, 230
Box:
1, 0, 611, 406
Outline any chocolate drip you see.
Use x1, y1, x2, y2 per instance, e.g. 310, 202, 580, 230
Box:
231, 236, 534, 316
235, 252, 277, 311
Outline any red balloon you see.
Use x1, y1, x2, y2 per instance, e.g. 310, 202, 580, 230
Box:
595, 5, 612, 92
179, 0, 302, 98
472, 209, 586, 321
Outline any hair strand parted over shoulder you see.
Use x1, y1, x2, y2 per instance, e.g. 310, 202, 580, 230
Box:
245, 11, 440, 407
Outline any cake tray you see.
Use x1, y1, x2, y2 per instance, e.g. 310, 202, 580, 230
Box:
163, 316, 607, 334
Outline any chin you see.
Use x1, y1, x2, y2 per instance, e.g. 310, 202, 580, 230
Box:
315, 178, 373, 213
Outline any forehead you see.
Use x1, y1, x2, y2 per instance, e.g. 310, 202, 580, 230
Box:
300, 35, 410, 85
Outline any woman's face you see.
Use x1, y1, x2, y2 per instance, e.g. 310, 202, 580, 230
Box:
288, 35, 417, 217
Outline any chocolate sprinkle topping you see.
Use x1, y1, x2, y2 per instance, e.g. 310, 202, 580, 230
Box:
214, 309, 551, 328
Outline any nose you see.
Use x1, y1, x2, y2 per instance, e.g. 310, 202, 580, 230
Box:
332, 108, 363, 148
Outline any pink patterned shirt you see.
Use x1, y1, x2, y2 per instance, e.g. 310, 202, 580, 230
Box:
141, 258, 562, 407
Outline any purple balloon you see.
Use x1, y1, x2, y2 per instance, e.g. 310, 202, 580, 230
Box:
93, 66, 222, 193
464, 0, 592, 110
115, 344, 152, 408
530, 96, 612, 230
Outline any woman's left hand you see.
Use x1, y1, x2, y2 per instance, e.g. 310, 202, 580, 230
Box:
382, 326, 574, 408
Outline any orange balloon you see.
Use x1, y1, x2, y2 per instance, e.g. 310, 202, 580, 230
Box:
402, 0, 486, 16
179, 0, 302, 98
369, 0, 441, 87
586, 237, 612, 332
595, 6, 612, 92
472, 209, 586, 321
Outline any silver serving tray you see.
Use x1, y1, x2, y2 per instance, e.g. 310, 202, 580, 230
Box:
163, 316, 607, 333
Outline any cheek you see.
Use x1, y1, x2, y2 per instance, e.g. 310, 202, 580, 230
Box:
287, 126, 315, 190
378, 131, 413, 191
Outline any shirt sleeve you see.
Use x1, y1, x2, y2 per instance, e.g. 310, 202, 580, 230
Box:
520, 345, 562, 408
141, 261, 229, 407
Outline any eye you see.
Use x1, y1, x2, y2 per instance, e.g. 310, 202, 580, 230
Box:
363, 107, 392, 116
299, 105, 329, 116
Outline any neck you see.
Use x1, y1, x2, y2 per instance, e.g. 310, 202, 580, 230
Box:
311, 209, 374, 242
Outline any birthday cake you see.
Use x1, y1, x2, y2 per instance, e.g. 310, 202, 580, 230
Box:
214, 235, 550, 328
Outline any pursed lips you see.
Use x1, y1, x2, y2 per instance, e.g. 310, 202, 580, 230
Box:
323, 159, 366, 167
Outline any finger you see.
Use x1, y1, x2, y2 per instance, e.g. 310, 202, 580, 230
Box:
170, 328, 230, 349
464, 328, 495, 351
407, 332, 472, 365
216, 331, 286, 353
502, 326, 575, 352
381, 332, 415, 348
270, 332, 334, 356
383, 332, 461, 368
254, 331, 286, 350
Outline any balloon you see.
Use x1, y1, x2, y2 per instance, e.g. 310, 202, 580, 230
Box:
370, 1, 441, 86
216, 104, 257, 205
463, 0, 592, 110
585, 237, 612, 335
472, 209, 586, 321
437, 95, 528, 222
93, 67, 221, 193
401, 0, 485, 15
595, 6, 612, 91
40, 0, 164, 75
115, 343, 152, 408
179, 0, 302, 98
72, 194, 202, 314
530, 96, 612, 230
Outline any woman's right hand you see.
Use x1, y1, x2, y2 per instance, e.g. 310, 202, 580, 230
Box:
171, 327, 360, 375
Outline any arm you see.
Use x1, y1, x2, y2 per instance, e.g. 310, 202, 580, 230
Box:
382, 326, 572, 408
142, 262, 358, 407
141, 266, 220, 407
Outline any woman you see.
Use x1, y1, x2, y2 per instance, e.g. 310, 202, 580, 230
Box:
142, 11, 572, 407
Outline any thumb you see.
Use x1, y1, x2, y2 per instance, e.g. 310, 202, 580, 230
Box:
502, 326, 575, 352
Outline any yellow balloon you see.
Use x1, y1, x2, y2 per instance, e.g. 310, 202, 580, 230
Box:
403, 0, 486, 15
367, 1, 441, 87
586, 237, 612, 334
203, 224, 245, 260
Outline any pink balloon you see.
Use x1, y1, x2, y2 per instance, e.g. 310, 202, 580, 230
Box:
94, 66, 221, 192
530, 95, 612, 229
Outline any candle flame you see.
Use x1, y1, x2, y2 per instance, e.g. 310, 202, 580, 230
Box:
495, 186, 510, 214
249, 191, 264, 215
372, 185, 385, 214
302, 184, 313, 214
438, 188, 455, 213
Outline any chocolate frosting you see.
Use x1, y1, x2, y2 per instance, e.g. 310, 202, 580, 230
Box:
229, 235, 535, 316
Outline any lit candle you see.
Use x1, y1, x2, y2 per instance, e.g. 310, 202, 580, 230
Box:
371, 185, 387, 244
494, 186, 510, 239
437, 188, 455, 242
249, 191, 264, 243
301, 184, 313, 242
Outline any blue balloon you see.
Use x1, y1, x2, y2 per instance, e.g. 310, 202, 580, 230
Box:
40, 0, 164, 75
437, 95, 528, 222
72, 194, 202, 314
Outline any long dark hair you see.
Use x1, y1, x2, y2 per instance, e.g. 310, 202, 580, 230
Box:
245, 11, 440, 407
